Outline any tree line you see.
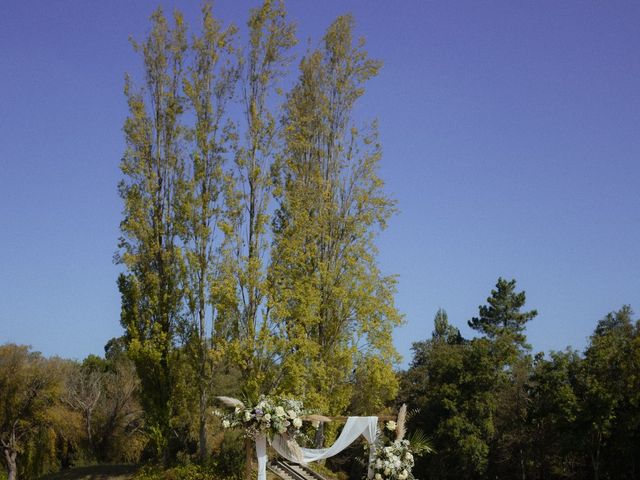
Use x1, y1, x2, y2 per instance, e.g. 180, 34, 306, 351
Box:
3, 280, 637, 480
401, 278, 640, 480
0, 340, 143, 480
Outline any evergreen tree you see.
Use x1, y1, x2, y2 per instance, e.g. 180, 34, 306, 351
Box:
433, 308, 463, 345
468, 277, 537, 359
468, 279, 537, 478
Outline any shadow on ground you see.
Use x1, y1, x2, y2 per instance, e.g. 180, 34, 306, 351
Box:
40, 464, 139, 480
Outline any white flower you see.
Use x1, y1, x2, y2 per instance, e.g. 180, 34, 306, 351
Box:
386, 420, 397, 431
293, 417, 303, 428
394, 460, 402, 469
222, 419, 230, 428
374, 474, 382, 480
275, 406, 286, 417
278, 425, 287, 434
375, 459, 383, 469
311, 421, 320, 429
384, 468, 391, 476
263, 413, 271, 421
405, 452, 413, 461
244, 411, 252, 421
398, 470, 408, 480
287, 409, 297, 419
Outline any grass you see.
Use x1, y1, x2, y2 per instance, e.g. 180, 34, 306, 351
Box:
39, 465, 139, 480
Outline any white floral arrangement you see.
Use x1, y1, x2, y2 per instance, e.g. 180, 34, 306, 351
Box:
216, 395, 307, 440
368, 406, 430, 480
371, 438, 414, 480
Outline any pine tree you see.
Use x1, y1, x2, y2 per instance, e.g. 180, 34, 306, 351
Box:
468, 277, 537, 361
468, 278, 537, 478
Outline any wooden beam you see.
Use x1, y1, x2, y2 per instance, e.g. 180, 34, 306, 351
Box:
323, 414, 396, 422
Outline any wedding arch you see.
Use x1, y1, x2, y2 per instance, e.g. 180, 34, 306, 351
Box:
215, 396, 412, 480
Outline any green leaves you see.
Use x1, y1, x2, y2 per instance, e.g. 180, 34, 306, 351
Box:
117, 2, 402, 462
268, 13, 400, 416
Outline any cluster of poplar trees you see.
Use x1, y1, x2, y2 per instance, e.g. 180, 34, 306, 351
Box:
402, 278, 640, 480
116, 0, 401, 465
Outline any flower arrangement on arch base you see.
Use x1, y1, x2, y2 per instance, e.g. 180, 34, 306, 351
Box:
368, 405, 433, 480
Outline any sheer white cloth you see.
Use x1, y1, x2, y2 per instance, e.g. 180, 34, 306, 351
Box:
256, 434, 268, 480
256, 417, 378, 480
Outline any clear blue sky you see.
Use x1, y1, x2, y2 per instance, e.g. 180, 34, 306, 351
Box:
1, 1, 639, 366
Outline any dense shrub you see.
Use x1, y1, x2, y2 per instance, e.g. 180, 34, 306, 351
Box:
133, 464, 217, 480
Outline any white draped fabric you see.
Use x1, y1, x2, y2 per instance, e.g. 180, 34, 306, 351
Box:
256, 434, 268, 480
256, 417, 378, 480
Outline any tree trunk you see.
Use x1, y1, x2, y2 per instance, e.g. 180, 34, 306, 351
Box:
4, 446, 17, 480
198, 387, 207, 461
591, 432, 601, 480
86, 410, 93, 452
245, 437, 254, 480
198, 303, 208, 462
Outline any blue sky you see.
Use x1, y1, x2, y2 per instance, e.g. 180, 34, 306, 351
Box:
1, 1, 639, 366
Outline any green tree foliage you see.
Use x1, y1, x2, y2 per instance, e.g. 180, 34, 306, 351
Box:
575, 305, 640, 480
528, 349, 581, 478
0, 345, 81, 480
468, 278, 537, 478
269, 13, 401, 418
219, 0, 297, 401
178, 3, 238, 460
117, 8, 401, 459
117, 6, 187, 461
404, 297, 640, 480
401, 311, 495, 479
468, 277, 537, 363
0, 342, 146, 480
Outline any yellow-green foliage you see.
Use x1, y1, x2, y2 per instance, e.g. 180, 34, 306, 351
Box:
268, 14, 402, 416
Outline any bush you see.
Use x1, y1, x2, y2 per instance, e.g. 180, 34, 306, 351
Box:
133, 464, 228, 480
209, 431, 245, 480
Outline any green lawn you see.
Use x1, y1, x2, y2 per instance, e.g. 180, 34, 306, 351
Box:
40, 465, 139, 480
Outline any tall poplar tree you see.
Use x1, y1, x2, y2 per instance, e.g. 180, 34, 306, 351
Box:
220, 0, 296, 399
269, 15, 402, 417
117, 7, 186, 460
178, 3, 238, 460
